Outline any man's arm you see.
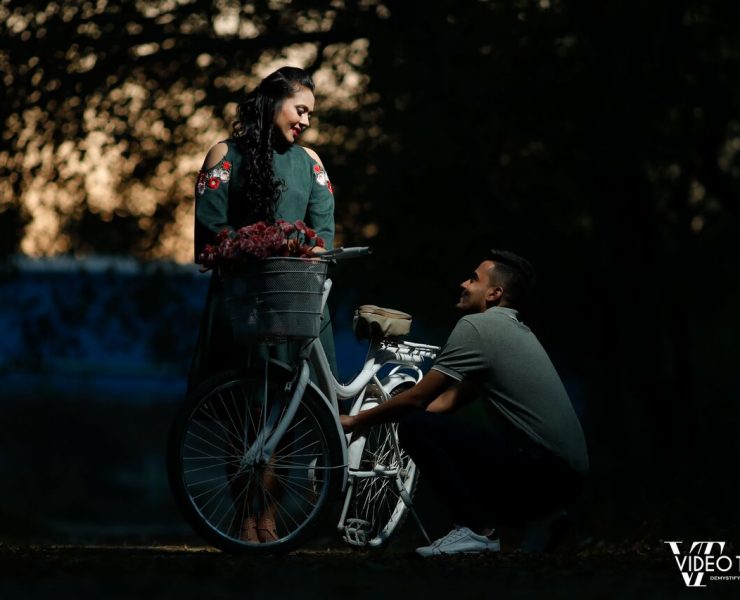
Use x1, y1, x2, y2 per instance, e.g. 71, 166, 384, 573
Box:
340, 370, 452, 433
425, 379, 477, 413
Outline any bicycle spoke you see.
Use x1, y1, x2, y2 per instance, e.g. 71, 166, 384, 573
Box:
262, 483, 302, 532
218, 391, 244, 445
183, 444, 238, 463
272, 452, 322, 462
183, 452, 238, 461
189, 470, 233, 503
261, 472, 319, 482
270, 477, 314, 521
195, 402, 241, 448
184, 457, 242, 474
260, 363, 269, 451
206, 478, 235, 529
185, 426, 237, 458
271, 470, 321, 496
186, 471, 238, 487
274, 449, 324, 467
275, 438, 320, 462
268, 461, 330, 469
277, 422, 314, 454
227, 387, 248, 454
228, 476, 255, 541
190, 413, 237, 452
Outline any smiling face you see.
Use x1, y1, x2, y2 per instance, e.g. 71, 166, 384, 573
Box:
273, 86, 315, 145
456, 260, 502, 313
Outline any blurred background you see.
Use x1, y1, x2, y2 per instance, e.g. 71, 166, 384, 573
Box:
1, 0, 739, 547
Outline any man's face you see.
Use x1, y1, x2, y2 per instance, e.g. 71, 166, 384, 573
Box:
456, 260, 499, 313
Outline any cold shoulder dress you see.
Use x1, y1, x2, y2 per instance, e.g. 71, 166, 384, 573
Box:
188, 139, 337, 390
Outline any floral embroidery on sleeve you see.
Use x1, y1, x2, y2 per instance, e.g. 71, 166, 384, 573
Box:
196, 159, 232, 196
312, 163, 333, 194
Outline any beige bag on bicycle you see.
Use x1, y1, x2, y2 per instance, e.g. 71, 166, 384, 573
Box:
353, 304, 412, 341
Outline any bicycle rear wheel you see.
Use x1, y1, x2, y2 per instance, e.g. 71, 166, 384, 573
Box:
168, 367, 343, 555
342, 382, 418, 547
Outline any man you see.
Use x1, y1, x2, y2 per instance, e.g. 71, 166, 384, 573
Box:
340, 249, 589, 556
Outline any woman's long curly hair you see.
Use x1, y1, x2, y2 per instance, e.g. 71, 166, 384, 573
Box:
231, 67, 315, 223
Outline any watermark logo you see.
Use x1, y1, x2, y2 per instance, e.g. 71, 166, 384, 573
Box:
665, 541, 740, 587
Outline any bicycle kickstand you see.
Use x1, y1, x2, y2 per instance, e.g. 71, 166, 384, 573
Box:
395, 477, 432, 546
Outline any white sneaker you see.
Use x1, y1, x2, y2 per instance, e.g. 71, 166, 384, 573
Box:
415, 526, 501, 557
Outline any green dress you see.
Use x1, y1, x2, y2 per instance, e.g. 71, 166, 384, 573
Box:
188, 139, 337, 391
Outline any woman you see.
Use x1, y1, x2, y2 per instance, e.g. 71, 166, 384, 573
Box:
188, 66, 337, 542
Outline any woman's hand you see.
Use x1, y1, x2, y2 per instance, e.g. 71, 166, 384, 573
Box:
309, 246, 328, 255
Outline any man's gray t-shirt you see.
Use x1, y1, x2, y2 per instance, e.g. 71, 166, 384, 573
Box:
432, 307, 589, 475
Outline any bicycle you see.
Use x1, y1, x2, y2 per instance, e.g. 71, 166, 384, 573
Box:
167, 248, 439, 554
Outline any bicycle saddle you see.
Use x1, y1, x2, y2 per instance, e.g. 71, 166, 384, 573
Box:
353, 305, 412, 340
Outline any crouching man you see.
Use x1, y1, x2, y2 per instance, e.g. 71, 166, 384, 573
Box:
340, 249, 588, 556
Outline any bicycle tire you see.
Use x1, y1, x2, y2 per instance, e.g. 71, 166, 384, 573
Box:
167, 367, 343, 555
343, 381, 419, 547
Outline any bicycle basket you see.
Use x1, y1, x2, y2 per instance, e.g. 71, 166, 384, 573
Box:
220, 257, 328, 343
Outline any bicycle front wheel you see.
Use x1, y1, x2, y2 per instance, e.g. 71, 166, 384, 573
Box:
168, 367, 343, 555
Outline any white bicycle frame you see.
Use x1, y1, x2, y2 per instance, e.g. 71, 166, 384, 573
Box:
249, 275, 438, 546
255, 279, 438, 483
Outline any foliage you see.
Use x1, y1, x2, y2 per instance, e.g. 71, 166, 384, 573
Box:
0, 0, 384, 259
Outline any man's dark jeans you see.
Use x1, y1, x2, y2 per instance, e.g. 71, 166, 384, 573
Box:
398, 408, 583, 531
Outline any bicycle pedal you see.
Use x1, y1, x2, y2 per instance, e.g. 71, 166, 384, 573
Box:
342, 518, 371, 547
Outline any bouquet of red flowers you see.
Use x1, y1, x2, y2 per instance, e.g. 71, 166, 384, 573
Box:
198, 220, 325, 269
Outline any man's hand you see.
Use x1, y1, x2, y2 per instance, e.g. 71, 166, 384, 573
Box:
340, 370, 452, 431
339, 414, 357, 433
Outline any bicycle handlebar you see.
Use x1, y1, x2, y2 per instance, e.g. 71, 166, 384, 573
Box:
321, 246, 372, 261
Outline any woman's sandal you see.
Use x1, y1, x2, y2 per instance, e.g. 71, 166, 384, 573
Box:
240, 516, 259, 542
257, 515, 278, 543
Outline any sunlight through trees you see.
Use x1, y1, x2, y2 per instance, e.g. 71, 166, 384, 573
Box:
1, 0, 386, 261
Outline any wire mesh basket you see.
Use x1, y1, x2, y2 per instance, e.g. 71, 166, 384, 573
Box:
220, 257, 329, 343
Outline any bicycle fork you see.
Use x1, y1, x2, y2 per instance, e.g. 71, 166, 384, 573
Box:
238, 357, 312, 471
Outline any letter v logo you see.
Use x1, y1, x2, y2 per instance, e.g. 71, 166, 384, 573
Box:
681, 570, 705, 587
665, 541, 707, 588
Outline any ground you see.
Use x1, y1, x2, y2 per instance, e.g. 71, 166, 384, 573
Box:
1, 541, 734, 599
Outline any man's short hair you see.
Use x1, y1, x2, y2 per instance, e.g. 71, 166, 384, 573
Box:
486, 249, 536, 308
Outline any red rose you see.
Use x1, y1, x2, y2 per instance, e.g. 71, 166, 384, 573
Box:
222, 161, 231, 170
313, 164, 321, 173
207, 177, 220, 189
278, 221, 295, 234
